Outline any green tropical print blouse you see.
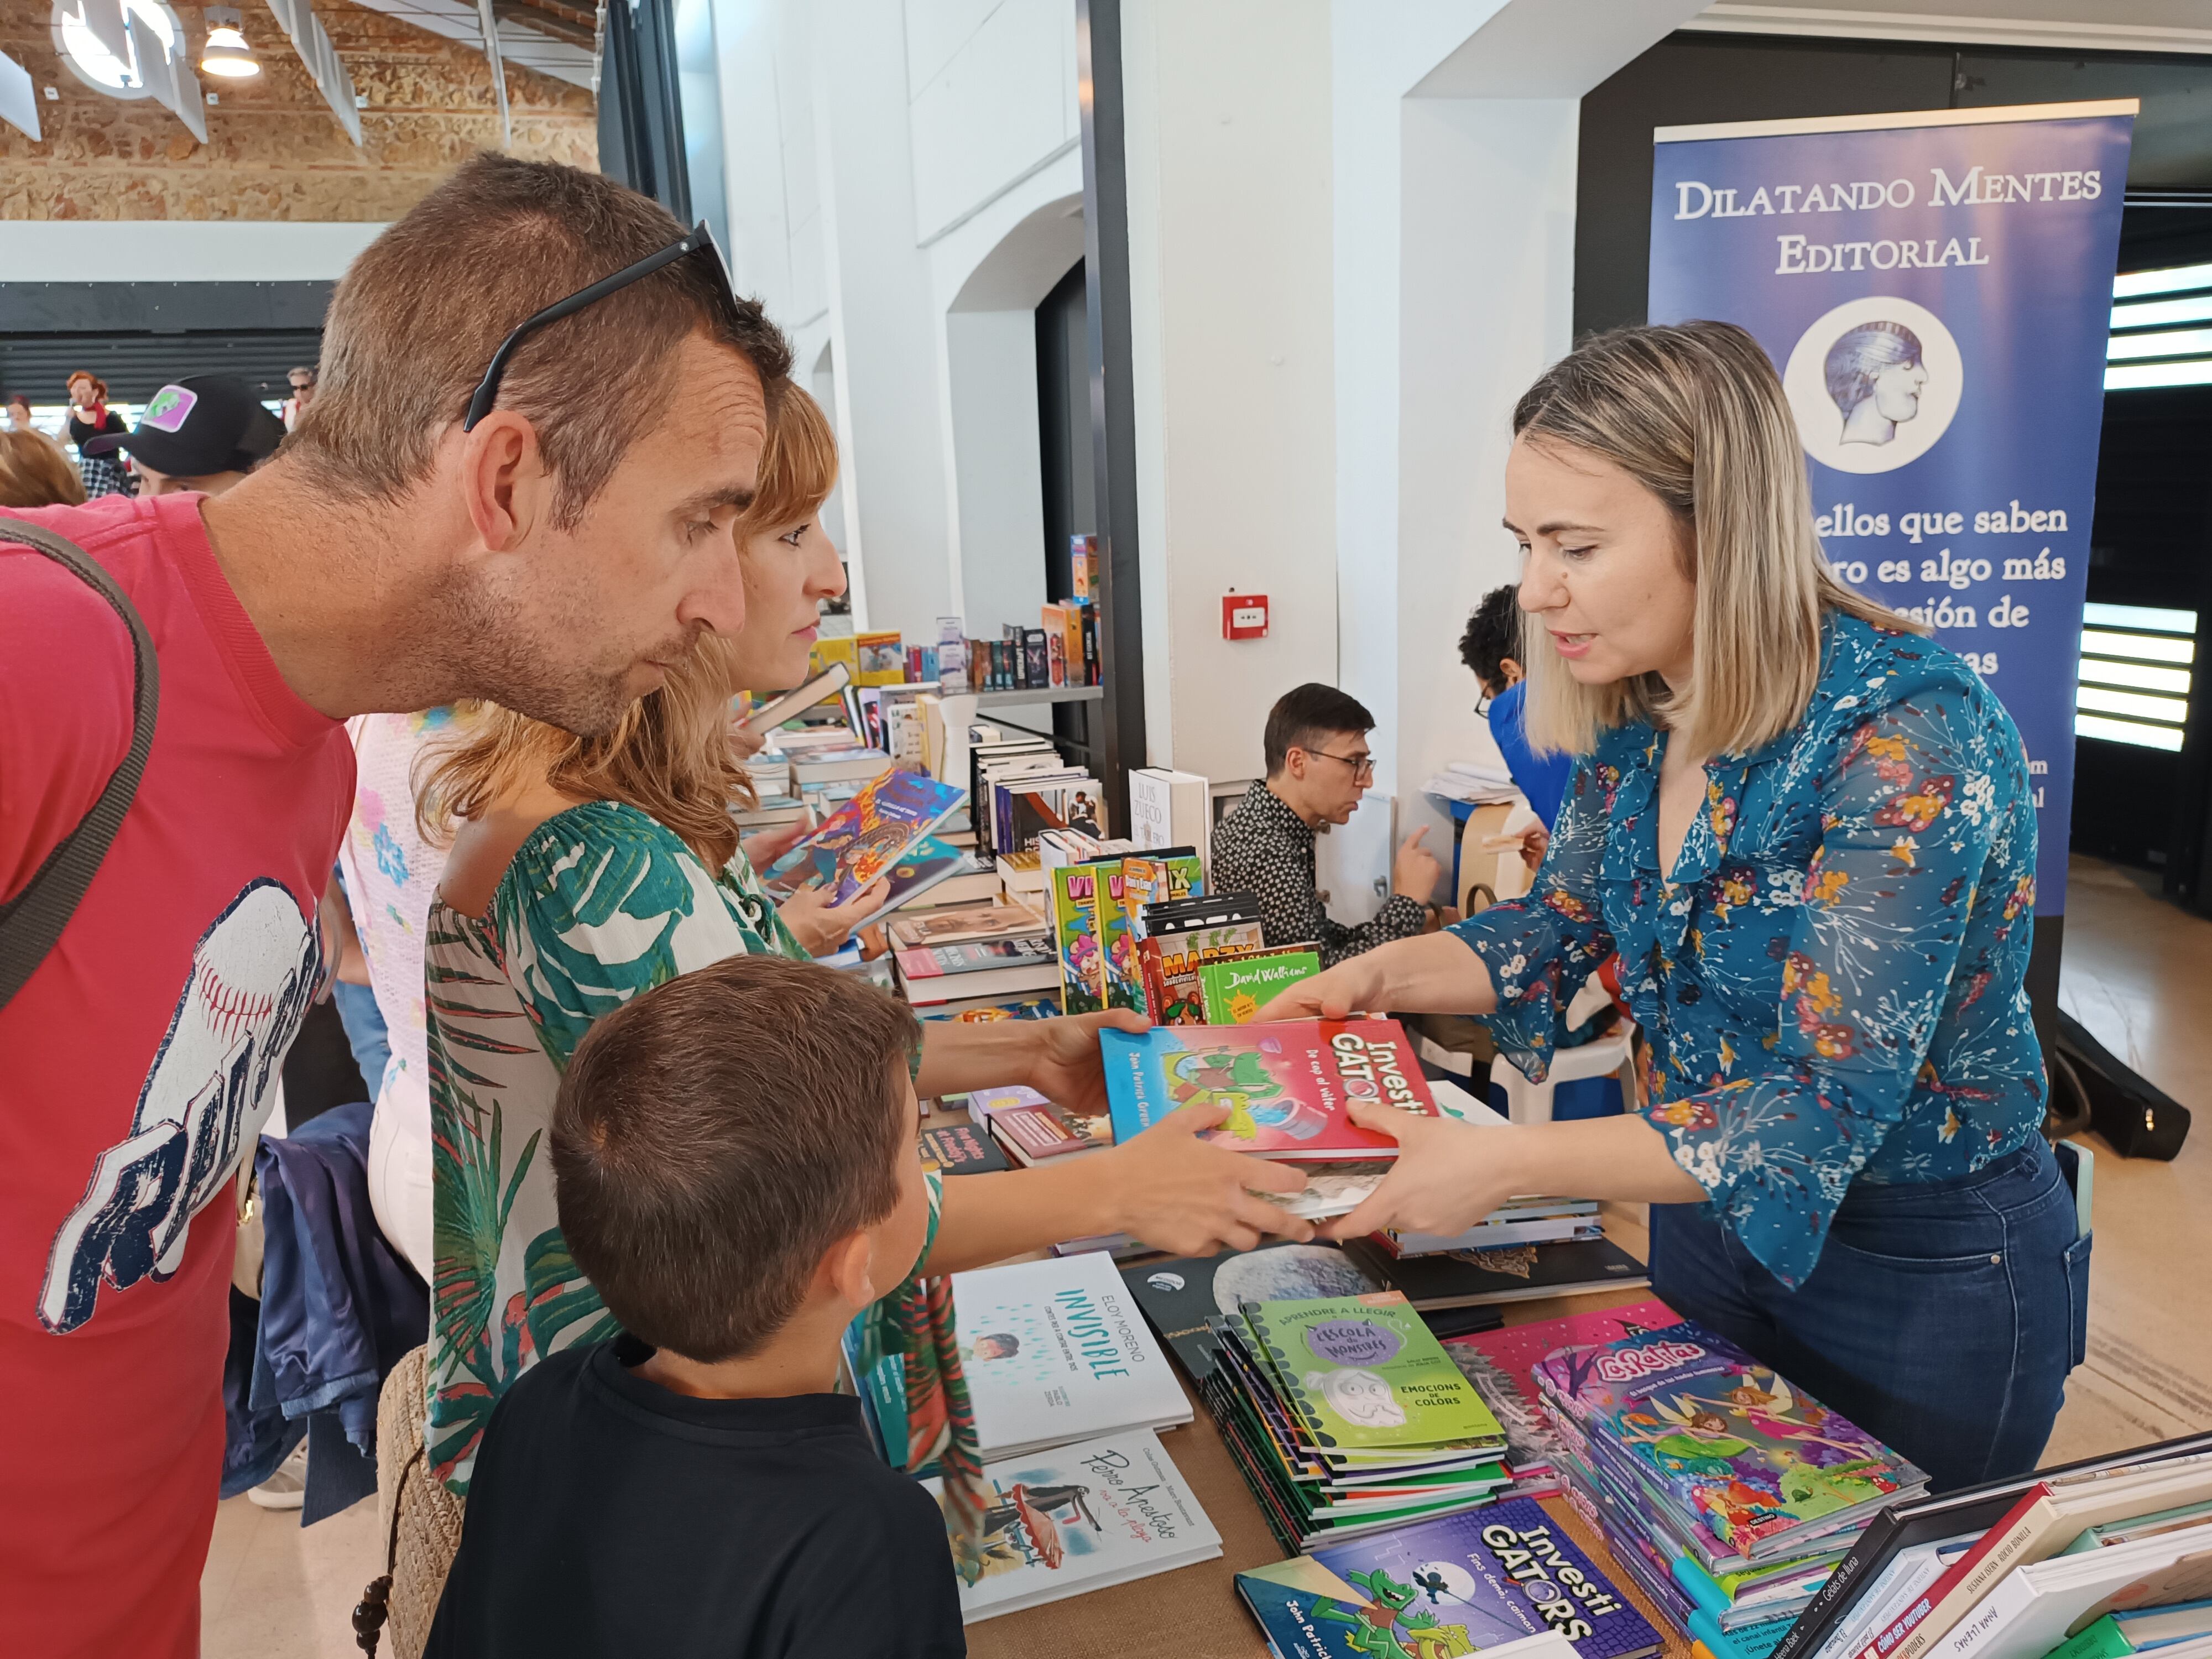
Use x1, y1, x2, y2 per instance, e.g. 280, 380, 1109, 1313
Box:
422, 801, 947, 1493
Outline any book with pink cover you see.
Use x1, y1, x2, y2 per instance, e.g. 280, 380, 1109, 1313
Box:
1099, 1019, 1439, 1162
1441, 1299, 1680, 1483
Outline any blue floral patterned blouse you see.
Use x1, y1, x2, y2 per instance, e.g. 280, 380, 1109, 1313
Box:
1451, 612, 2045, 1288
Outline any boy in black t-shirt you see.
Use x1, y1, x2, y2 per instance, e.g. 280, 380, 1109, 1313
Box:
425, 956, 965, 1658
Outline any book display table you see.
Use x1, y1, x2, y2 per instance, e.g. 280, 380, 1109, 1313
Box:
963, 1281, 1697, 1659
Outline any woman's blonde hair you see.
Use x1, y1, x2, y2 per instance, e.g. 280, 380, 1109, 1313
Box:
738, 382, 838, 534
412, 384, 841, 870
0, 429, 86, 509
416, 631, 754, 870
1513, 320, 1921, 759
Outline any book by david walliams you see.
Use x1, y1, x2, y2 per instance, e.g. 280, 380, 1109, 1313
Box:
1100, 1019, 1439, 1160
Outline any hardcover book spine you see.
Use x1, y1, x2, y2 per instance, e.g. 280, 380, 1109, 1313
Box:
1854, 1491, 2052, 1659
1771, 1513, 1903, 1659
1080, 604, 1100, 685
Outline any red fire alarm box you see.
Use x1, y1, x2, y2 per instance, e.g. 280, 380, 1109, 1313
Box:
1222, 593, 1270, 640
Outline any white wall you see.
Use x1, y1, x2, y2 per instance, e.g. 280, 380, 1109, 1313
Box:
0, 220, 385, 281
1120, 0, 1339, 786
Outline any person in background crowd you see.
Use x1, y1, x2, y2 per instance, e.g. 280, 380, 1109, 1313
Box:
1264, 322, 2074, 1492
64, 372, 133, 498
1, 153, 799, 1659
0, 429, 87, 510
80, 375, 286, 498
282, 366, 317, 431
1211, 682, 1445, 966
1460, 582, 1574, 868
5, 393, 33, 432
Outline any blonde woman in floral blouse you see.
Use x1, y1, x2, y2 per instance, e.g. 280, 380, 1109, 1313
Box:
419, 388, 1309, 1505
1266, 323, 2083, 1492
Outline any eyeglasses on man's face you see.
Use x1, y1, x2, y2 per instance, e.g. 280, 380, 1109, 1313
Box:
462, 220, 738, 432
1306, 748, 1375, 784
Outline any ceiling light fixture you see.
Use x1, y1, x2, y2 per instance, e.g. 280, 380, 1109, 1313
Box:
200, 4, 257, 76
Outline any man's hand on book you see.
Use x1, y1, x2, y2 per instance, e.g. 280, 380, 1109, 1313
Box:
1099, 1100, 1316, 1256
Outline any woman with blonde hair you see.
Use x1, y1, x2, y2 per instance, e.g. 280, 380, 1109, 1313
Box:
1266, 322, 2075, 1489
419, 385, 1307, 1499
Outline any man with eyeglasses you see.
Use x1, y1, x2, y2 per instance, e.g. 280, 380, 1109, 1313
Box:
1210, 682, 1445, 968
0, 154, 790, 1657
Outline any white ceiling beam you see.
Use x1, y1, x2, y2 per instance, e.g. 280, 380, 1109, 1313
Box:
1684, 5, 2212, 56
263, 0, 366, 144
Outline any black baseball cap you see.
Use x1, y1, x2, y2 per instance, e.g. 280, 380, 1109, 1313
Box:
82, 375, 286, 477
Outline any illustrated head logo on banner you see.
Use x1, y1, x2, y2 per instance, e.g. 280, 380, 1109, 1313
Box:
1649, 100, 2136, 918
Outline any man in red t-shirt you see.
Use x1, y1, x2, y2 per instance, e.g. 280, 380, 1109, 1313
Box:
0, 155, 790, 1657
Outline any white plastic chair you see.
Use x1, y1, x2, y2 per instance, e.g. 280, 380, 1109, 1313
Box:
1491, 1020, 1639, 1125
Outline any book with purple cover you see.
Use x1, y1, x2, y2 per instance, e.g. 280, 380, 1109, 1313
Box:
1532, 1322, 1926, 1571
1305, 1495, 1666, 1659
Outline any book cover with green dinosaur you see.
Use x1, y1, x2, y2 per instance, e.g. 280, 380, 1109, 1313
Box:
1244, 1292, 1504, 1452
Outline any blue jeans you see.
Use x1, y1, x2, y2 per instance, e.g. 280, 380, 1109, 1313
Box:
330, 979, 390, 1102
1649, 1138, 2089, 1494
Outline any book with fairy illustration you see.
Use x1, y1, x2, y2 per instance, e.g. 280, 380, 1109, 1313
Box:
1100, 1019, 1439, 1161
761, 769, 966, 905
1532, 1321, 1927, 1571
924, 1429, 1222, 1621
1241, 1291, 1504, 1454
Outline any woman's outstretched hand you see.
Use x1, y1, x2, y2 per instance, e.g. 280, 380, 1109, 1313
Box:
1253, 954, 1385, 1022
1316, 1098, 1517, 1243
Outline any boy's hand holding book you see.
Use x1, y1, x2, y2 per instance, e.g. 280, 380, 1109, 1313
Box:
1097, 1099, 1314, 1256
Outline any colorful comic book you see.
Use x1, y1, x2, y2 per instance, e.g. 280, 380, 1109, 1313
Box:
1100, 1019, 1439, 1161
761, 769, 966, 905
1240, 1291, 1503, 1453
1092, 861, 1147, 1013
1199, 949, 1321, 1024
1306, 1497, 1666, 1659
1442, 1299, 1679, 1483
1532, 1322, 1927, 1569
1047, 859, 1113, 1015
1236, 1556, 1586, 1659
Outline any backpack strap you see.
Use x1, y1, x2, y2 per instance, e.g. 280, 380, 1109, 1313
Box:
0, 520, 161, 1010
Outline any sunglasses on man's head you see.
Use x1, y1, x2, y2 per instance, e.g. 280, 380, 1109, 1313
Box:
463, 220, 738, 432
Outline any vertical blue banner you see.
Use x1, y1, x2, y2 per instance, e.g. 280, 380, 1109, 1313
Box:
1648, 101, 2134, 917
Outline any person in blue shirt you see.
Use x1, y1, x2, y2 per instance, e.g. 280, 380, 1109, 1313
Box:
1460, 583, 1574, 841
1263, 321, 2083, 1491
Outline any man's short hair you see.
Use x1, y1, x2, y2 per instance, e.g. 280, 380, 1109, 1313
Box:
550, 955, 920, 1364
1264, 682, 1376, 776
290, 153, 793, 529
1459, 585, 1522, 689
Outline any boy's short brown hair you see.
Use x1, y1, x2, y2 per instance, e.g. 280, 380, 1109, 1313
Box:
551, 955, 921, 1363
290, 153, 793, 529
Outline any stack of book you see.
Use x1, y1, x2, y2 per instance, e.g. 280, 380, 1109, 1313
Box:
890, 1251, 1220, 1624
963, 1083, 1113, 1170
1769, 1431, 2212, 1659
1438, 1298, 1682, 1500
1530, 1319, 1928, 1657
1046, 841, 1206, 1015
1236, 1498, 1665, 1659
888, 900, 1055, 1008
1196, 1290, 1516, 1553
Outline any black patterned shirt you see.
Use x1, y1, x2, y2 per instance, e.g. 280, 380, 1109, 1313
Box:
1209, 781, 1427, 968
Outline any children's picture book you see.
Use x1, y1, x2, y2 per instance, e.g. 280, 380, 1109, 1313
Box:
1091, 859, 1147, 1012
1304, 1497, 1666, 1659
1121, 1243, 1386, 1382
1533, 1321, 1927, 1569
1100, 1019, 1439, 1161
888, 899, 1048, 952
1199, 948, 1322, 1024
927, 1429, 1223, 1621
951, 1251, 1192, 1460
840, 836, 988, 928
854, 628, 905, 686
761, 769, 967, 905
1442, 1300, 1680, 1483
920, 995, 1061, 1024
1241, 1292, 1503, 1453
1139, 894, 1266, 1025
1237, 1556, 1588, 1659
1048, 859, 1115, 1015
894, 936, 1058, 979
919, 1121, 1010, 1175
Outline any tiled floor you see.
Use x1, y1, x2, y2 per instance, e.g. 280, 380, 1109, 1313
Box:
197, 854, 2212, 1656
